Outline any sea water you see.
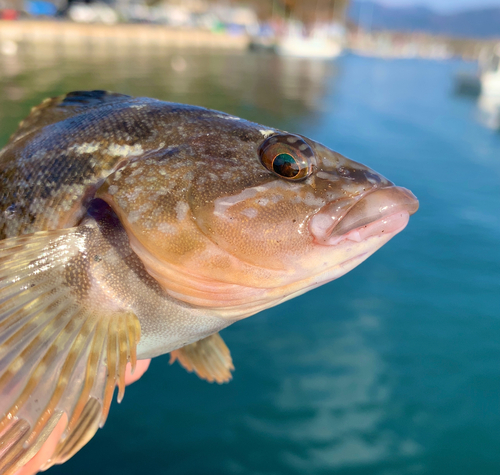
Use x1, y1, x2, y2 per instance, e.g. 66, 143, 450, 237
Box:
0, 50, 499, 475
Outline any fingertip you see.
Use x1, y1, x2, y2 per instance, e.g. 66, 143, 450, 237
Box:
13, 414, 68, 475
125, 359, 151, 386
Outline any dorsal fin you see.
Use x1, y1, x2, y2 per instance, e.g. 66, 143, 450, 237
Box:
8, 90, 131, 145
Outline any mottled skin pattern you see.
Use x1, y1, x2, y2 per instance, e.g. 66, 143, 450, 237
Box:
0, 91, 255, 237
0, 91, 417, 474
0, 91, 133, 237
0, 89, 415, 336
1, 91, 380, 238
0, 91, 393, 310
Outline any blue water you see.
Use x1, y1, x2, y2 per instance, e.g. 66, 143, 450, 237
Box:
1, 51, 499, 474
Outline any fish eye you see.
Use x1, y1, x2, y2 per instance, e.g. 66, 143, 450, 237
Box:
259, 134, 314, 181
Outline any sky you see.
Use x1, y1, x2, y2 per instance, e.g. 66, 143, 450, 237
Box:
374, 0, 500, 12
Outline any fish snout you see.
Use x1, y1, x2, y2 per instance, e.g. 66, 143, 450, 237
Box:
309, 186, 419, 246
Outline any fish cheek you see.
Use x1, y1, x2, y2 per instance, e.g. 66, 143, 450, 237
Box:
190, 186, 317, 270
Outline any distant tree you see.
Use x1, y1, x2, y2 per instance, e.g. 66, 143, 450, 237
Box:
205, 0, 350, 23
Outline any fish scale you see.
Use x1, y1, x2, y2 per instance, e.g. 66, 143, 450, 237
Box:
0, 90, 417, 474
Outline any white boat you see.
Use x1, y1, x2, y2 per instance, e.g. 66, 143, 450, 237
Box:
276, 21, 343, 59
277, 36, 342, 59
276, 33, 343, 59
477, 44, 500, 129
477, 94, 500, 130
480, 44, 500, 98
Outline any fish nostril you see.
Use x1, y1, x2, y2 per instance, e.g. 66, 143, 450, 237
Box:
365, 172, 383, 184
337, 166, 348, 177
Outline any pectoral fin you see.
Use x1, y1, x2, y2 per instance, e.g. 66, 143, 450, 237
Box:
170, 333, 234, 384
0, 227, 141, 474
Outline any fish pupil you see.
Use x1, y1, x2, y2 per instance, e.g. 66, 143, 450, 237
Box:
273, 153, 299, 178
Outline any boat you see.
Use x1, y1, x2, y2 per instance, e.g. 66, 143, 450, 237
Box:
276, 21, 343, 59
276, 35, 342, 59
480, 44, 500, 98
477, 44, 500, 129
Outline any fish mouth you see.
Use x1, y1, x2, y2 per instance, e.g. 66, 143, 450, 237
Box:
310, 186, 419, 246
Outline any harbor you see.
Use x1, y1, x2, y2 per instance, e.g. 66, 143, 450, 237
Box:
1, 1, 500, 475
0, 19, 250, 50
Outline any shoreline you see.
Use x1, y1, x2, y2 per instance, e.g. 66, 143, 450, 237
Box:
0, 20, 250, 50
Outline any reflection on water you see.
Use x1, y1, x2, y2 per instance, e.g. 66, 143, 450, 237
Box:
241, 312, 420, 471
0, 47, 338, 145
477, 94, 500, 130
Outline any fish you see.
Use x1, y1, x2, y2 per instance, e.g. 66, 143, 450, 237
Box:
0, 90, 418, 473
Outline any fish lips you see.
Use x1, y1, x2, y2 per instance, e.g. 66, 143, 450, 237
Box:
310, 186, 419, 246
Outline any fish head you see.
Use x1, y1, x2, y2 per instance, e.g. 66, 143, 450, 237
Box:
97, 112, 418, 319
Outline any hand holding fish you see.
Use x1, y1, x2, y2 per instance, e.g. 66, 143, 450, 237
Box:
12, 359, 151, 475
0, 91, 417, 473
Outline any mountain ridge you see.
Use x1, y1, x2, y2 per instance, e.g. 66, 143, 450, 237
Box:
348, 1, 500, 38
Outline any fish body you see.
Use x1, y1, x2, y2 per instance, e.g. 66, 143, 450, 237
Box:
0, 91, 418, 473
